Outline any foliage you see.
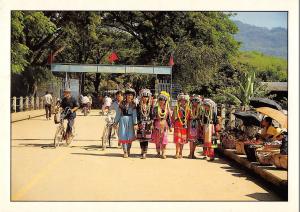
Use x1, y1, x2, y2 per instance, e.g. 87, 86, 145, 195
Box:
223, 71, 269, 107
11, 11, 285, 102
237, 51, 287, 82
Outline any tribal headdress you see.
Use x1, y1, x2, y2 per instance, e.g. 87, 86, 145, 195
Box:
124, 88, 136, 97
139, 89, 152, 98
177, 92, 189, 102
158, 91, 170, 102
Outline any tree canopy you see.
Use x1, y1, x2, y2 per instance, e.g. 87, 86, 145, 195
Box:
11, 11, 287, 103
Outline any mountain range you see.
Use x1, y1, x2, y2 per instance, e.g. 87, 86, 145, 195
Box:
233, 20, 287, 59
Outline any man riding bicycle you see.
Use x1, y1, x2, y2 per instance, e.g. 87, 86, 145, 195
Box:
80, 94, 90, 112
60, 88, 79, 141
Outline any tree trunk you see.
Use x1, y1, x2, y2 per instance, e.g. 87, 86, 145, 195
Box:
93, 73, 101, 94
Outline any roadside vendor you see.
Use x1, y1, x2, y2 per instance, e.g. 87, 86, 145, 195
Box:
260, 117, 283, 141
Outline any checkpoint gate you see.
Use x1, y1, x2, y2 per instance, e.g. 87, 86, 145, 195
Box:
51, 63, 173, 98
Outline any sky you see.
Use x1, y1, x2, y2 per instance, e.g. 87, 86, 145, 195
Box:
230, 12, 287, 29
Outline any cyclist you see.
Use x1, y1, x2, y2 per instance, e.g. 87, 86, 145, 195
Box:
81, 94, 90, 113
102, 94, 112, 115
60, 88, 79, 142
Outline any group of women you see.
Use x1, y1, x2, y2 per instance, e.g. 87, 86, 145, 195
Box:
112, 88, 219, 160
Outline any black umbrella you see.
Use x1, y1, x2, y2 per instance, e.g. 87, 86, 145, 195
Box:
250, 98, 282, 110
234, 111, 262, 127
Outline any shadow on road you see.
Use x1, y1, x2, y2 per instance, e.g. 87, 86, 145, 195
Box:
17, 143, 56, 149
71, 152, 122, 157
246, 192, 284, 201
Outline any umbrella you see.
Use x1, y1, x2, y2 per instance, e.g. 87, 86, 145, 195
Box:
256, 107, 288, 129
250, 98, 282, 110
234, 111, 262, 127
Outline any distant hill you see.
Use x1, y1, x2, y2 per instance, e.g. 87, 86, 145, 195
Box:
233, 20, 287, 59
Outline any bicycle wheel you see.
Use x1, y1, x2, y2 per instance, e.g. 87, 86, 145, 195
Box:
101, 126, 109, 150
54, 126, 64, 148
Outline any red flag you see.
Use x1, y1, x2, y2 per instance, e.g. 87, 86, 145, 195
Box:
168, 55, 174, 66
108, 52, 119, 63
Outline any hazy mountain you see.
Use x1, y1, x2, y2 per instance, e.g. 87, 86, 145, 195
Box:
234, 20, 287, 59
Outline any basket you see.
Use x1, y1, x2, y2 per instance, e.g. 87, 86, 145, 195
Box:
236, 141, 246, 155
272, 154, 288, 170
244, 144, 263, 162
256, 148, 280, 165
264, 144, 281, 149
221, 135, 236, 149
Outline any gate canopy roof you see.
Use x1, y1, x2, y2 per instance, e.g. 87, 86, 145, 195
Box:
51, 63, 172, 75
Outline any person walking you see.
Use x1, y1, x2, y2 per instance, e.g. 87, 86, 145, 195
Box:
110, 90, 124, 146
44, 91, 53, 120
202, 98, 217, 161
113, 88, 138, 158
172, 93, 190, 159
151, 91, 172, 159
187, 94, 202, 159
136, 89, 153, 159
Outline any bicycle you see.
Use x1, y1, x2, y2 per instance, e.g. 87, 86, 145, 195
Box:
53, 107, 74, 148
101, 114, 114, 150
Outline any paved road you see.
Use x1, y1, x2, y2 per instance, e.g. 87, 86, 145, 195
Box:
11, 110, 282, 201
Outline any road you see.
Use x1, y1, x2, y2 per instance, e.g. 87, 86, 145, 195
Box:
11, 110, 282, 201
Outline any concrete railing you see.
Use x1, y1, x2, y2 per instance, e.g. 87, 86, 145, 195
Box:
11, 96, 57, 113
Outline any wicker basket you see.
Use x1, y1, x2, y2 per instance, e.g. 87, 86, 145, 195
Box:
236, 141, 246, 155
264, 144, 281, 149
256, 148, 280, 165
272, 154, 288, 170
245, 144, 263, 162
221, 135, 237, 149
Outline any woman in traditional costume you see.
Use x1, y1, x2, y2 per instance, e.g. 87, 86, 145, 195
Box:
151, 91, 172, 159
136, 89, 153, 159
187, 94, 202, 159
172, 93, 190, 159
113, 88, 138, 158
202, 98, 217, 160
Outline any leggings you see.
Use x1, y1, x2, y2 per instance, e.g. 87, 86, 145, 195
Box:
139, 141, 149, 154
122, 143, 132, 153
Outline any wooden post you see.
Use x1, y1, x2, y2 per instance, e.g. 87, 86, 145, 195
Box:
229, 105, 236, 129
25, 96, 29, 111
12, 97, 17, 113
19, 96, 24, 112
221, 104, 226, 130
31, 96, 35, 110
36, 97, 39, 110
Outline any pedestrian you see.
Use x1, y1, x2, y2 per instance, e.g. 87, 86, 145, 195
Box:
187, 94, 202, 159
136, 89, 153, 159
59, 88, 79, 144
113, 88, 138, 158
172, 93, 190, 159
202, 98, 217, 160
44, 91, 53, 120
110, 90, 124, 146
151, 91, 172, 159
